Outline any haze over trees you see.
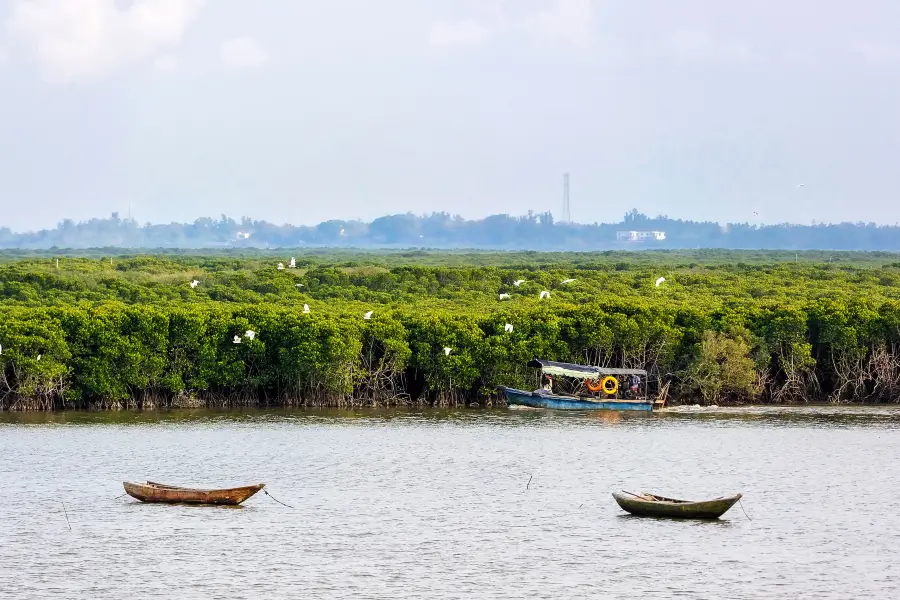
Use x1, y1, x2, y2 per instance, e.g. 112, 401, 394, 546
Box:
2, 210, 899, 250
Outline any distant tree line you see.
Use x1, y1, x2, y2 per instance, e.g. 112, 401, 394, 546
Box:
2, 210, 900, 250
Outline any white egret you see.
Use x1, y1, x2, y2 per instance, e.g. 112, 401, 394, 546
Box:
303, 304, 310, 314
277, 263, 285, 270
504, 323, 514, 333
190, 280, 199, 289
539, 291, 550, 300
0, 344, 2, 355
363, 311, 373, 320
655, 277, 666, 287
499, 293, 510, 300
444, 347, 452, 356
233, 335, 242, 344
245, 330, 256, 341
561, 278, 576, 284
797, 183, 805, 188
295, 283, 305, 288
37, 354, 41, 361
513, 280, 525, 286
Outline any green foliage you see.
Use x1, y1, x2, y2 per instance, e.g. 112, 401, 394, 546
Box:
2, 250, 900, 408
686, 328, 758, 404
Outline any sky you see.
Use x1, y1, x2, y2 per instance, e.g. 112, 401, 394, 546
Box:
1, 0, 899, 232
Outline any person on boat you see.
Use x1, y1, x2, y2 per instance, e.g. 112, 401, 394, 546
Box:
541, 374, 553, 394
630, 374, 641, 398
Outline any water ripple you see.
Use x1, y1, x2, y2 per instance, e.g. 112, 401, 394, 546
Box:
1, 407, 898, 598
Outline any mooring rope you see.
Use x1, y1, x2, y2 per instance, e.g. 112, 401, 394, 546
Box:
113, 493, 127, 500
738, 498, 752, 521
263, 489, 295, 509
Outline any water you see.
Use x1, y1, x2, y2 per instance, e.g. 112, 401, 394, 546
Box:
2, 406, 898, 599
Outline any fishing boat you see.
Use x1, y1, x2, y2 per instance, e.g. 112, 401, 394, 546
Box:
123, 481, 265, 506
612, 491, 743, 519
497, 359, 663, 412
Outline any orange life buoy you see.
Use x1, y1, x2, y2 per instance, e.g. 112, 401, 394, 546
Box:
586, 378, 604, 392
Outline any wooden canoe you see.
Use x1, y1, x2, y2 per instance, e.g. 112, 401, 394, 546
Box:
123, 481, 265, 505
612, 491, 742, 519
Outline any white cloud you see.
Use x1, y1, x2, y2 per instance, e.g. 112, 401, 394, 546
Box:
220, 36, 269, 70
520, 0, 594, 47
7, 0, 206, 82
426, 0, 594, 50
427, 19, 493, 48
152, 53, 179, 73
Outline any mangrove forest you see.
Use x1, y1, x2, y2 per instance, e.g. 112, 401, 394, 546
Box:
2, 249, 900, 410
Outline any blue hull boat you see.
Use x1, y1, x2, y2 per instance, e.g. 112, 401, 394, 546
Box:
498, 386, 654, 412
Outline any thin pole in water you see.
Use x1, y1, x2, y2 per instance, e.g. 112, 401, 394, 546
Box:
59, 501, 71, 530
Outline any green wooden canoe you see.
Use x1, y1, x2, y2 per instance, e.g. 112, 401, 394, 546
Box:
612, 491, 742, 519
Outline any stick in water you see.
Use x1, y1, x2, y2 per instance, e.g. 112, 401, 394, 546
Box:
263, 490, 295, 509
526, 474, 533, 490
60, 501, 71, 530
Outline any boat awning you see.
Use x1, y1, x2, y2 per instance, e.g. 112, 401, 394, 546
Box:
526, 359, 647, 378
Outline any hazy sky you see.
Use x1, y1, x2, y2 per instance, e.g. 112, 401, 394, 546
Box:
1, 0, 899, 231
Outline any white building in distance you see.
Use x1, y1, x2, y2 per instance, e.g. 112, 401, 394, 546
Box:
616, 230, 666, 242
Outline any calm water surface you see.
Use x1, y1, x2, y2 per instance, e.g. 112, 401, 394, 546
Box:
2, 406, 899, 599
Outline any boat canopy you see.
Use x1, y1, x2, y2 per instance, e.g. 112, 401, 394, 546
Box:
526, 358, 647, 378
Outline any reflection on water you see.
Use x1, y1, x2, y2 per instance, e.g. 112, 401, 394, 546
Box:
1, 406, 898, 599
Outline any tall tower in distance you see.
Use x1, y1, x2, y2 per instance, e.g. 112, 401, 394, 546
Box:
562, 173, 571, 223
